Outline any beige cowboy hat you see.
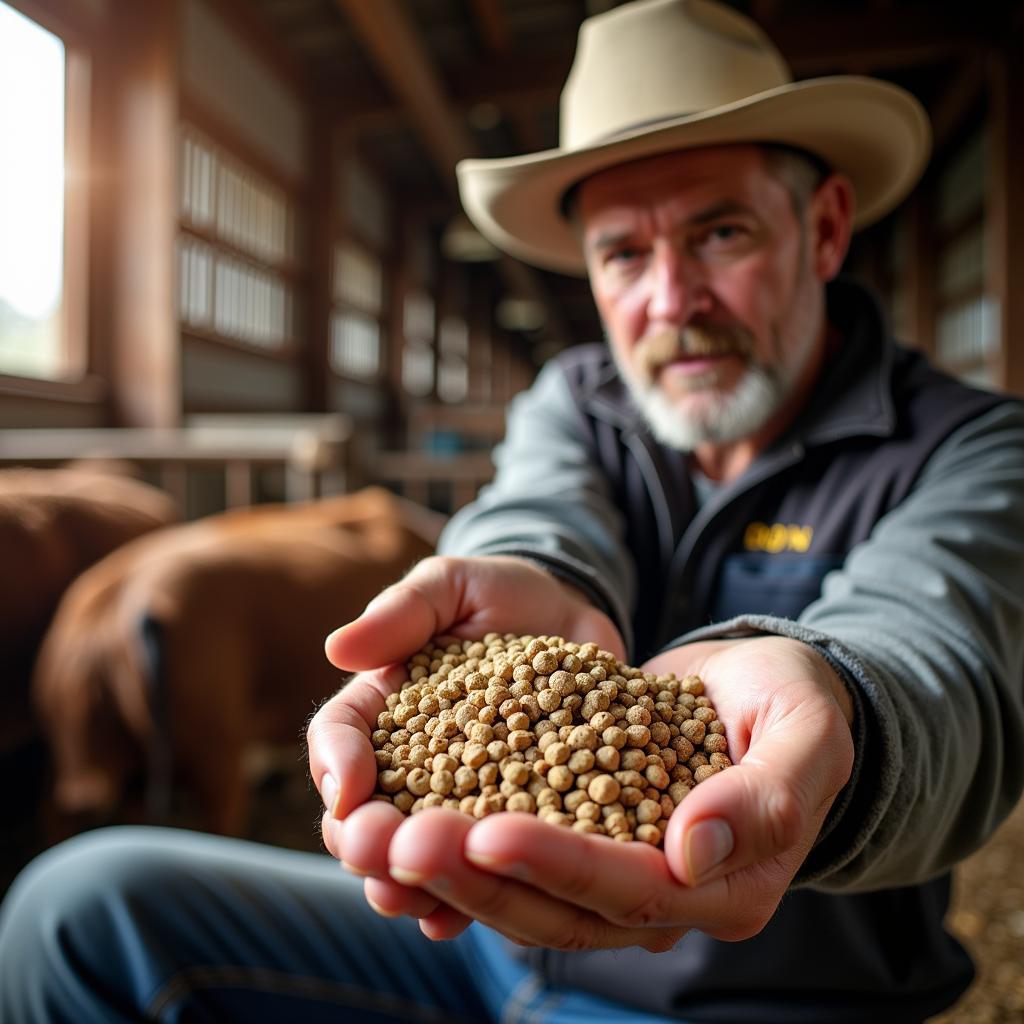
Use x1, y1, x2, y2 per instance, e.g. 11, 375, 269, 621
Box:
456, 0, 931, 276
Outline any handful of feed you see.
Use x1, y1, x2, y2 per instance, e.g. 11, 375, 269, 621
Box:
370, 633, 732, 847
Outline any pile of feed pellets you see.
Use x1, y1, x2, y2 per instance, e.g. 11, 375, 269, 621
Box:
370, 633, 731, 846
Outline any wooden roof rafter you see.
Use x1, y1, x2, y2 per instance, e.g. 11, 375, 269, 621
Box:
467, 0, 511, 54
332, 0, 572, 345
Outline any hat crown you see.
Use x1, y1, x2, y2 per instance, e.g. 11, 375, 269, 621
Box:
561, 0, 793, 150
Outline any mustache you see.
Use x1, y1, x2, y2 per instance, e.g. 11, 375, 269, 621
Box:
635, 324, 754, 382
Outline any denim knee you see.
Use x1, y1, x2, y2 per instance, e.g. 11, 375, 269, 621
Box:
0, 827, 192, 1024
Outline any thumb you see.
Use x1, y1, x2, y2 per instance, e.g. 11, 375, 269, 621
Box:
325, 577, 449, 672
326, 555, 472, 671
663, 706, 853, 887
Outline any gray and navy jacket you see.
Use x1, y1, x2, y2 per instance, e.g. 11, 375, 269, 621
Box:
440, 278, 1024, 1022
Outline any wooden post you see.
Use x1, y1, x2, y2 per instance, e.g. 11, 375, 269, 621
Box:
467, 265, 493, 404
106, 0, 181, 426
305, 105, 334, 411
987, 42, 1024, 396
386, 203, 415, 443
905, 189, 936, 356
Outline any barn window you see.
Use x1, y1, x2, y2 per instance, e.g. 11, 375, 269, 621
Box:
0, 1, 89, 382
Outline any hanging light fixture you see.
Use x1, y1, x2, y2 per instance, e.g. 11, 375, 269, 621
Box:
495, 296, 547, 333
441, 213, 501, 262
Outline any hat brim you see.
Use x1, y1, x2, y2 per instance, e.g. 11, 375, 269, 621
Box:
457, 76, 931, 276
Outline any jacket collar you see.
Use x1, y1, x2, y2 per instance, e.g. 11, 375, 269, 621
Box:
581, 276, 898, 448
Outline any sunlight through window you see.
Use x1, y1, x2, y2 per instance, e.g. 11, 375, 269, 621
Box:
0, 2, 66, 379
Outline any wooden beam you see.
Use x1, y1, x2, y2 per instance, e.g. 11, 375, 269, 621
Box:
3, 0, 99, 44
773, 7, 1004, 74
467, 0, 511, 54
327, 4, 1014, 130
440, 11, 998, 96
333, 0, 572, 345
987, 41, 1024, 395
334, 0, 474, 175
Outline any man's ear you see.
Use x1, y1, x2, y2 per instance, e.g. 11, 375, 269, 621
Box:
809, 173, 855, 282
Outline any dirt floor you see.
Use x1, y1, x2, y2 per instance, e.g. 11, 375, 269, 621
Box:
930, 795, 1024, 1022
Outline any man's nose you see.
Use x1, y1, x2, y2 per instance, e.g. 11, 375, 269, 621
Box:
647, 249, 712, 324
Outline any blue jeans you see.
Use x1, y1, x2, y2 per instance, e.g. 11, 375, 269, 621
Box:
0, 827, 683, 1023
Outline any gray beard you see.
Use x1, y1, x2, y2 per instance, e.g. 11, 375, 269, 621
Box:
610, 315, 819, 452
623, 360, 788, 450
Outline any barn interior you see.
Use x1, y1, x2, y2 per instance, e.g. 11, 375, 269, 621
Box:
1, 0, 1023, 1016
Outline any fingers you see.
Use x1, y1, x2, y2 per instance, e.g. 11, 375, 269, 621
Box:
417, 902, 474, 941
464, 813, 670, 919
339, 800, 406, 877
388, 809, 593, 946
363, 876, 443, 921
306, 665, 406, 820
321, 809, 343, 861
461, 811, 769, 943
386, 809, 672, 950
463, 812, 695, 931
343, 797, 467, 929
322, 808, 447, 921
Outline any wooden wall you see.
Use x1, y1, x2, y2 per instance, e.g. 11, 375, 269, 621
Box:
0, 0, 537, 459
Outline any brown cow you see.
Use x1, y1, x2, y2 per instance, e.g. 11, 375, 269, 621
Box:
32, 486, 443, 836
0, 466, 179, 749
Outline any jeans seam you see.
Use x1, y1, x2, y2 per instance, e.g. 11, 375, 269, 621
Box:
499, 973, 543, 1024
523, 990, 564, 1024
146, 965, 473, 1022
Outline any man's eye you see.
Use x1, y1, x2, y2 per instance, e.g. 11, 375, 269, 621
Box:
607, 247, 642, 264
703, 224, 746, 245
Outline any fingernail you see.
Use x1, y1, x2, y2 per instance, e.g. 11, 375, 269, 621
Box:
321, 774, 341, 818
326, 624, 352, 648
389, 865, 427, 887
365, 894, 398, 918
465, 850, 532, 882
684, 819, 734, 884
390, 866, 450, 892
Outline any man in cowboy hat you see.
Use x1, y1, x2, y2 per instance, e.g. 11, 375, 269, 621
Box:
3, 1, 1023, 1021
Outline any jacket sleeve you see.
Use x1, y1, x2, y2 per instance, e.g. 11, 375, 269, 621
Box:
680, 401, 1024, 892
438, 357, 638, 651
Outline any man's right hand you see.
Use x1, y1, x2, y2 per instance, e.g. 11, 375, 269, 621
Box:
306, 553, 625, 938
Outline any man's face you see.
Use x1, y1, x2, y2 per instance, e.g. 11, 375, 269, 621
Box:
578, 145, 827, 451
